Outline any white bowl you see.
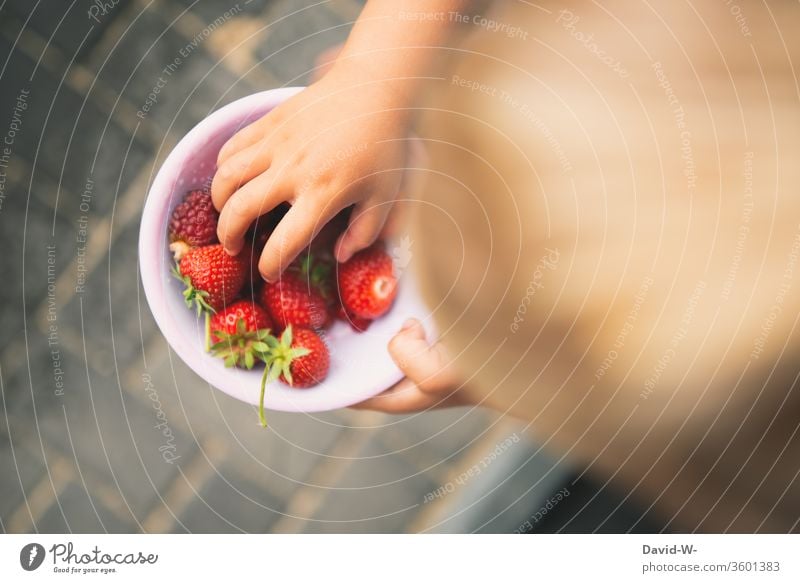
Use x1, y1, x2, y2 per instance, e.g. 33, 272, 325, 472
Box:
139, 88, 431, 412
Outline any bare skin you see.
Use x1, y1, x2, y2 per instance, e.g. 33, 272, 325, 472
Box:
211, 1, 478, 410
351, 318, 470, 413
212, 0, 475, 280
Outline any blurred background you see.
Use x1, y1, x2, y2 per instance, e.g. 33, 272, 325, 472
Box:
0, 0, 660, 533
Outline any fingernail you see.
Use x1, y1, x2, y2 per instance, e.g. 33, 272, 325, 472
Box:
400, 318, 417, 331
224, 242, 244, 256
336, 239, 352, 263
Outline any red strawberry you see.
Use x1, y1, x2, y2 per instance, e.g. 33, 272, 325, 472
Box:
337, 243, 398, 319
272, 326, 329, 388
175, 244, 248, 313
259, 260, 332, 330
168, 189, 219, 260
257, 325, 329, 426
239, 244, 263, 294
210, 300, 272, 344
310, 207, 350, 253
248, 202, 290, 251
209, 300, 273, 369
335, 304, 372, 333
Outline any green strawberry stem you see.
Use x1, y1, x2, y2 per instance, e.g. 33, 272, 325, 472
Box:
258, 367, 269, 428
299, 252, 332, 299
207, 320, 313, 429
211, 323, 273, 370
254, 325, 310, 428
172, 262, 214, 316
256, 348, 282, 428
171, 261, 215, 352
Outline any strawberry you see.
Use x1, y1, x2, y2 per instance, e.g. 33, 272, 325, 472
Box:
337, 243, 398, 319
239, 244, 263, 295
302, 252, 336, 306
268, 326, 329, 388
168, 189, 219, 260
210, 300, 271, 342
335, 304, 372, 333
259, 256, 333, 330
174, 244, 248, 313
257, 325, 330, 426
248, 202, 290, 251
210, 300, 273, 369
310, 207, 350, 253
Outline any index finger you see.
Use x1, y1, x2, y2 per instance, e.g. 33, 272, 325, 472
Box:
217, 114, 275, 166
258, 197, 339, 281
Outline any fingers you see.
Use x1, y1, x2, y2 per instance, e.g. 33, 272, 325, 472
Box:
388, 319, 442, 390
217, 115, 274, 166
258, 197, 337, 281
379, 199, 411, 240
217, 171, 288, 256
388, 319, 460, 393
350, 378, 442, 413
351, 318, 465, 414
335, 198, 392, 262
211, 140, 273, 211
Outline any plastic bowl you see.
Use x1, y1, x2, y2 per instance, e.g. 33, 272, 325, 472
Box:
139, 88, 431, 412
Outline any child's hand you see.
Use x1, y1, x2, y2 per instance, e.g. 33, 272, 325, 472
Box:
352, 318, 469, 413
211, 65, 409, 281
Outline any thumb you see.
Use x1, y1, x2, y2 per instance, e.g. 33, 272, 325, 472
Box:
388, 319, 452, 392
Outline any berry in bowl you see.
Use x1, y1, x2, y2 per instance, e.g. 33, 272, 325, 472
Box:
139, 88, 431, 420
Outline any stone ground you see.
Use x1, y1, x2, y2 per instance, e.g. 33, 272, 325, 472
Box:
0, 0, 652, 534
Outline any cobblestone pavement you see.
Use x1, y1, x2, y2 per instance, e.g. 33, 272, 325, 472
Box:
0, 0, 564, 533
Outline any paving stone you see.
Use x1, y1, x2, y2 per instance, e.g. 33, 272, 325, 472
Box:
0, 434, 47, 527
84, 7, 259, 138
0, 37, 152, 227
171, 0, 271, 23
37, 481, 132, 533
303, 438, 436, 533
60, 221, 157, 380
1, 327, 80, 429
258, 1, 352, 84
531, 474, 666, 534
18, 161, 81, 222
0, 31, 36, 131
246, 409, 350, 489
0, 35, 153, 220
0, 191, 74, 355
171, 462, 283, 533
141, 343, 349, 500
2, 0, 130, 59
380, 407, 495, 472
42, 104, 152, 222
60, 121, 153, 221
459, 442, 568, 534
7, 357, 194, 522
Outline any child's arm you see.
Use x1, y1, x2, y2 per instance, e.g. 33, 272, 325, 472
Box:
212, 0, 479, 281
352, 318, 470, 413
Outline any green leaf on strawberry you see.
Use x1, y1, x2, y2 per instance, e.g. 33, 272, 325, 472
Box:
172, 262, 214, 316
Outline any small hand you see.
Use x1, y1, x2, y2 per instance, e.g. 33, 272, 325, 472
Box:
352, 318, 469, 413
211, 65, 410, 281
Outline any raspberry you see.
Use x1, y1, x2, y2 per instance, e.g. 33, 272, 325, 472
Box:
169, 189, 219, 249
